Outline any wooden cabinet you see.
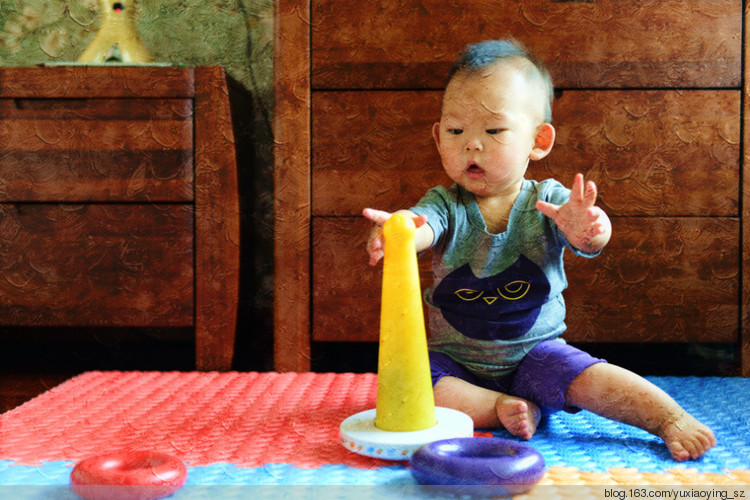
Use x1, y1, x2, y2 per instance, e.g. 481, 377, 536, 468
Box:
0, 66, 240, 371
275, 0, 748, 374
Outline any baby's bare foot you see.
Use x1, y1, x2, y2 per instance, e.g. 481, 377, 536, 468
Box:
658, 412, 716, 461
495, 396, 541, 440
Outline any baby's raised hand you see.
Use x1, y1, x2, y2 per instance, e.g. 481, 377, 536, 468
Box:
535, 174, 611, 254
362, 208, 428, 266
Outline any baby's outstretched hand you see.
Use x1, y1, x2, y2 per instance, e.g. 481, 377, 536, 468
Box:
535, 174, 611, 254
362, 208, 428, 266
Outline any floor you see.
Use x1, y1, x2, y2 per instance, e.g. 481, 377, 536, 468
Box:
0, 318, 275, 413
1, 325, 737, 414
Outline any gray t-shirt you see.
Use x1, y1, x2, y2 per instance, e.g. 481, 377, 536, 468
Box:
410, 178, 600, 379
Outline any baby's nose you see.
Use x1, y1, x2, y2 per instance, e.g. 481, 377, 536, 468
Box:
465, 138, 483, 151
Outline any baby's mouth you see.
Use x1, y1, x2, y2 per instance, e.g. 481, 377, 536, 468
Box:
466, 162, 485, 178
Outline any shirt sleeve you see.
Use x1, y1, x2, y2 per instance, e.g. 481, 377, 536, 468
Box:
409, 185, 454, 250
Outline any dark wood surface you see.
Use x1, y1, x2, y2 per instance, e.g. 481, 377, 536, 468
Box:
0, 66, 194, 98
276, 0, 747, 374
743, 1, 750, 376
0, 98, 193, 202
194, 67, 241, 371
312, 0, 741, 89
538, 91, 739, 217
274, 0, 314, 372
0, 204, 193, 326
313, 90, 739, 217
0, 66, 240, 372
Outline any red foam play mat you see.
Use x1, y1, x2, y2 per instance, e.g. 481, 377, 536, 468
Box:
1, 371, 382, 468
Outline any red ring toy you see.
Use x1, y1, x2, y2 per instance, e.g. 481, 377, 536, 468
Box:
70, 450, 187, 500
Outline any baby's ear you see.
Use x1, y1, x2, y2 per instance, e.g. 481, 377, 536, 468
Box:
432, 122, 441, 149
529, 123, 555, 161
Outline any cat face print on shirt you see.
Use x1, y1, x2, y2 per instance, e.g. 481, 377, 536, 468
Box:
432, 255, 550, 340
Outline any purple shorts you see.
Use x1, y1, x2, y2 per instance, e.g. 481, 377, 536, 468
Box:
430, 340, 606, 414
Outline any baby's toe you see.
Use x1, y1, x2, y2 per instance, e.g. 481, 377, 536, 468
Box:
667, 441, 690, 462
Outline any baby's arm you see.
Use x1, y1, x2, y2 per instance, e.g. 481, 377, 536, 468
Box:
535, 173, 612, 255
362, 208, 434, 266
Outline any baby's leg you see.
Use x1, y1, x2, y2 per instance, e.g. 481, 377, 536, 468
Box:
434, 375, 541, 440
564, 363, 716, 461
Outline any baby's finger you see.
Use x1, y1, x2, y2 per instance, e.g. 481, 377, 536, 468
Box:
366, 234, 385, 266
587, 206, 602, 220
583, 180, 598, 207
414, 214, 428, 228
570, 173, 585, 202
368, 249, 384, 266
536, 200, 560, 220
366, 231, 382, 251
362, 208, 392, 225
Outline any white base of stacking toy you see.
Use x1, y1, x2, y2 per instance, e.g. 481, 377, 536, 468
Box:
340, 407, 474, 460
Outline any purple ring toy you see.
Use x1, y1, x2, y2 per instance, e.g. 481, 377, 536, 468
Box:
410, 437, 545, 496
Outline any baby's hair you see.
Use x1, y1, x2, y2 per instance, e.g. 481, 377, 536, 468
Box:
447, 39, 554, 123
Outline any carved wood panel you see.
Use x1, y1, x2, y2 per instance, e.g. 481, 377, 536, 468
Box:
312, 0, 741, 89
0, 66, 241, 371
274, 0, 314, 372
564, 217, 739, 343
0, 98, 193, 202
0, 67, 194, 98
0, 204, 193, 326
538, 91, 740, 217
313, 90, 739, 217
275, 0, 747, 373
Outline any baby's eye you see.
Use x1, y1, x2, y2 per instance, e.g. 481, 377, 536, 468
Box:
447, 128, 463, 135
486, 129, 506, 135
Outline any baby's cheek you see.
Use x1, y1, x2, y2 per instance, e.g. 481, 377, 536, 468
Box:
490, 133, 513, 146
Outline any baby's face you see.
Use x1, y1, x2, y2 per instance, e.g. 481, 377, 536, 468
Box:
433, 62, 547, 199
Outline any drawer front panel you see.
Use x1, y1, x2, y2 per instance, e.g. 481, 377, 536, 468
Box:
312, 216, 433, 343
311, 217, 738, 343
312, 0, 741, 89
313, 91, 446, 215
564, 217, 739, 343
0, 67, 195, 98
312, 90, 739, 217
0, 99, 193, 202
0, 204, 194, 326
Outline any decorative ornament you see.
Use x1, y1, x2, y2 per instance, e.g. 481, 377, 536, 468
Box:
78, 0, 154, 63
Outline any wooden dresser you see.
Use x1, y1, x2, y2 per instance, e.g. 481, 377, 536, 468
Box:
275, 1, 749, 375
0, 66, 239, 371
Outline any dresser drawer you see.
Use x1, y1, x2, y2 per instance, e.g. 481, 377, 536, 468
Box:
313, 90, 739, 217
0, 98, 193, 202
312, 216, 433, 342
0, 204, 194, 326
564, 217, 739, 343
312, 0, 741, 89
311, 217, 739, 343
276, 0, 749, 372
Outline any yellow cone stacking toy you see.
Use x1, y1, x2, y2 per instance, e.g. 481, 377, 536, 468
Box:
340, 213, 473, 460
375, 214, 436, 431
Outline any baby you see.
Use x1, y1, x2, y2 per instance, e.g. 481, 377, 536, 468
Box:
364, 40, 715, 461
